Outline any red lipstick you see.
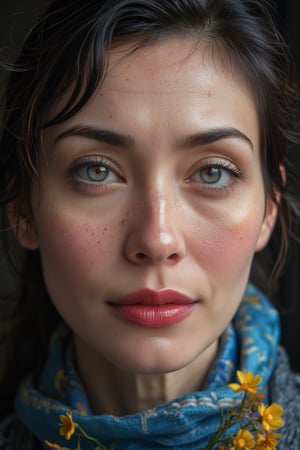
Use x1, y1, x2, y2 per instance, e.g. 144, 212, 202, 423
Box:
108, 289, 197, 327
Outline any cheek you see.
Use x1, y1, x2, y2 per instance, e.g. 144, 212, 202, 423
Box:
34, 211, 119, 281
189, 207, 265, 279
217, 223, 260, 261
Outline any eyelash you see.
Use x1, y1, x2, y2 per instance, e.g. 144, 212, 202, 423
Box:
68, 157, 122, 189
188, 159, 245, 192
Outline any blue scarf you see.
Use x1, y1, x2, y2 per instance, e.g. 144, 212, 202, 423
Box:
15, 284, 280, 449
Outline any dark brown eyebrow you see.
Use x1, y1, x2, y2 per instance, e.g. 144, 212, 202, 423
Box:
54, 125, 134, 148
178, 127, 253, 151
54, 124, 253, 151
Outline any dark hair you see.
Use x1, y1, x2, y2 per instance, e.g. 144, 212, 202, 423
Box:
0, 0, 299, 414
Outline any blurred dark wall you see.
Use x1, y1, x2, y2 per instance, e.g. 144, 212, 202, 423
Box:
0, 0, 47, 46
275, 0, 300, 372
0, 0, 300, 370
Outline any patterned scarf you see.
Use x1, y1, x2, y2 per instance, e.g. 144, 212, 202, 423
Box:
15, 284, 280, 449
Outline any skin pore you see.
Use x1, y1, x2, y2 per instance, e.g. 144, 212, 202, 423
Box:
15, 37, 277, 416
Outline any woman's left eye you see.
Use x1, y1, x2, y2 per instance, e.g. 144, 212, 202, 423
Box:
190, 161, 241, 188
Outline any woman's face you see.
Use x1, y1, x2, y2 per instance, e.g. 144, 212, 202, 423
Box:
21, 38, 277, 374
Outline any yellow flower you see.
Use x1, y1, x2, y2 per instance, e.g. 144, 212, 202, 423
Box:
258, 403, 284, 431
230, 429, 256, 450
229, 370, 262, 394
256, 432, 282, 450
59, 413, 76, 440
44, 441, 62, 449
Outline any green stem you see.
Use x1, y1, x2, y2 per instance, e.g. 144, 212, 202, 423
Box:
204, 425, 228, 450
76, 425, 106, 449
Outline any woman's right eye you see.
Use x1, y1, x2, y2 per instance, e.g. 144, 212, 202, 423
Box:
77, 163, 117, 183
69, 159, 121, 185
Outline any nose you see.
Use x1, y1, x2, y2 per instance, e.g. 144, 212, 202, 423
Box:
123, 191, 186, 265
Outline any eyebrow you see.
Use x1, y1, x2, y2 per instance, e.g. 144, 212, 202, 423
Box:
54, 124, 253, 151
54, 125, 134, 148
178, 127, 253, 151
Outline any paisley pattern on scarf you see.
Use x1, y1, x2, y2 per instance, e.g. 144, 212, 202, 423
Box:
15, 284, 280, 449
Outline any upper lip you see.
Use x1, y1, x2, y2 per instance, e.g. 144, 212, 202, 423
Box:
110, 289, 196, 305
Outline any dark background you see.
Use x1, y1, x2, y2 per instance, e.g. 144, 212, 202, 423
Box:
0, 1, 300, 370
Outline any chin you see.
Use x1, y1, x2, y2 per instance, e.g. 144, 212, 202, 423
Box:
111, 346, 193, 375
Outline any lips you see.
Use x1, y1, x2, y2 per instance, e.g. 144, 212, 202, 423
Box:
108, 289, 197, 327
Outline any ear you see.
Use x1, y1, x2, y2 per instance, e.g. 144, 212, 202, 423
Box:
255, 164, 286, 252
255, 195, 278, 252
6, 202, 39, 250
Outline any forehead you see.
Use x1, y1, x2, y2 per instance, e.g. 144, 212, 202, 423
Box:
104, 36, 252, 97
44, 36, 259, 153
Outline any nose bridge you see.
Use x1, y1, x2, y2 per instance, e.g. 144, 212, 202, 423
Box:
124, 183, 185, 264
142, 182, 180, 237
147, 189, 170, 231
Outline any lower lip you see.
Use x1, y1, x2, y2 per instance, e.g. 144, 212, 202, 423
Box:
109, 303, 196, 327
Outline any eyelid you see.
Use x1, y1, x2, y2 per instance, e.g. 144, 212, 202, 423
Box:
202, 159, 241, 176
186, 156, 246, 192
67, 155, 123, 186
189, 157, 241, 176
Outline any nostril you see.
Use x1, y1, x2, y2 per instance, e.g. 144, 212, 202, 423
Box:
135, 250, 179, 264
168, 252, 179, 261
136, 252, 148, 261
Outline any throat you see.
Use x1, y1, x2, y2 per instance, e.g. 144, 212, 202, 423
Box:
75, 337, 219, 417
81, 368, 204, 416
135, 373, 181, 411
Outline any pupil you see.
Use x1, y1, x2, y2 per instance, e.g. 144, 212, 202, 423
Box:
203, 167, 221, 183
88, 165, 107, 181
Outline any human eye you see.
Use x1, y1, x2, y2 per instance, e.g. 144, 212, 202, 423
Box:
188, 158, 244, 192
68, 156, 123, 190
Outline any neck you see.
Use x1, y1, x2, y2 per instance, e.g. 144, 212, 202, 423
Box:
74, 338, 219, 416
